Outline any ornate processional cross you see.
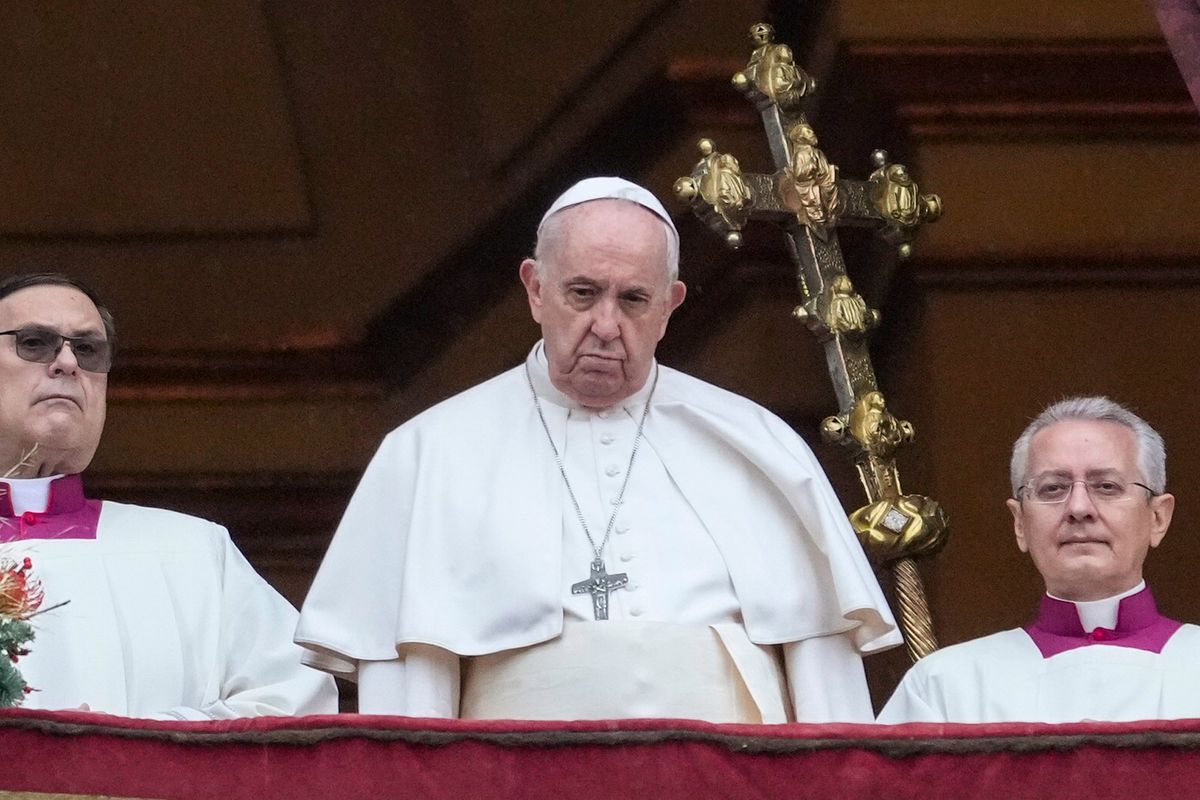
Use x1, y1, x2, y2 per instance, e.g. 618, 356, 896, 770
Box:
674, 23, 949, 662
572, 559, 628, 621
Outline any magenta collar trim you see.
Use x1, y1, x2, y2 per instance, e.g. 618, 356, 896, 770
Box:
0, 474, 101, 543
1024, 587, 1181, 657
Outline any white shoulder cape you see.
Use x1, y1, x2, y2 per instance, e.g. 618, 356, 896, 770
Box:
297, 357, 900, 674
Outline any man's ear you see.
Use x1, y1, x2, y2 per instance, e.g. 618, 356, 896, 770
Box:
1007, 497, 1029, 553
1149, 492, 1175, 548
519, 259, 543, 323
657, 280, 687, 341
668, 280, 686, 312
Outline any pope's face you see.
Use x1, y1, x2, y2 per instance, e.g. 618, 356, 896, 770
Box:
520, 200, 685, 408
1007, 419, 1174, 601
0, 285, 108, 476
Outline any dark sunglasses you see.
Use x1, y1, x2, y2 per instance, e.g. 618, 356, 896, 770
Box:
0, 326, 113, 373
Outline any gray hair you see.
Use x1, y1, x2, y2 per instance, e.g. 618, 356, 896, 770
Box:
533, 199, 680, 284
1010, 396, 1166, 496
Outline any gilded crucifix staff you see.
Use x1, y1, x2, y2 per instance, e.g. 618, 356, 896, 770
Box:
674, 23, 948, 662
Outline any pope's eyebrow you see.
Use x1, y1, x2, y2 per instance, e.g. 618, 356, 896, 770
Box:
561, 276, 601, 287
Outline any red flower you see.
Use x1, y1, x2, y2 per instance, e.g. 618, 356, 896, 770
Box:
0, 558, 44, 619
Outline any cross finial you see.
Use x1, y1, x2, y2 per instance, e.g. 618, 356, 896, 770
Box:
675, 22, 949, 663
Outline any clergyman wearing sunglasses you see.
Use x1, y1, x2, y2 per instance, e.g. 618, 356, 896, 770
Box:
0, 325, 114, 374
878, 395, 1200, 725
0, 272, 336, 719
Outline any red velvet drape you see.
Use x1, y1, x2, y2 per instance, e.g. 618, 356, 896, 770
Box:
4, 709, 1200, 799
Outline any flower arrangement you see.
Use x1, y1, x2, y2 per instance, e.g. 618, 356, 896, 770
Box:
0, 444, 48, 706
0, 557, 43, 706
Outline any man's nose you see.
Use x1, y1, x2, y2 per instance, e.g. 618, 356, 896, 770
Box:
48, 341, 80, 376
590, 299, 620, 341
1064, 481, 1098, 521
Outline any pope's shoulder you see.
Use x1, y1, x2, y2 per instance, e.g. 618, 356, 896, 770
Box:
654, 364, 777, 414
653, 364, 808, 444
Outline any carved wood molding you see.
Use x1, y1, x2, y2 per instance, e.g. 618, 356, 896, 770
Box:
668, 40, 1200, 140
846, 39, 1200, 140
108, 347, 383, 401
910, 255, 1200, 287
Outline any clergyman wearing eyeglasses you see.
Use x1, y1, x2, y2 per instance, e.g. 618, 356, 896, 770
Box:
877, 396, 1198, 723
0, 273, 336, 719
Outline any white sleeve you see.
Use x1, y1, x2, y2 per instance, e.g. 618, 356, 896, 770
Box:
193, 535, 338, 719
876, 668, 940, 723
358, 644, 460, 717
784, 633, 874, 723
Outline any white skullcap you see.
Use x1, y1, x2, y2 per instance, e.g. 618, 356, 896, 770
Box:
538, 177, 678, 246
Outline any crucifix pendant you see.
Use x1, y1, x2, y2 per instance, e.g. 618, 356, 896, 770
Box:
571, 558, 628, 620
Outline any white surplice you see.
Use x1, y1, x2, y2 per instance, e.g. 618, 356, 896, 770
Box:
878, 586, 1200, 724
297, 342, 899, 722
8, 501, 337, 719
877, 626, 1200, 723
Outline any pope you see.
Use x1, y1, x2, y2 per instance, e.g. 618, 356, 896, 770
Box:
297, 177, 900, 723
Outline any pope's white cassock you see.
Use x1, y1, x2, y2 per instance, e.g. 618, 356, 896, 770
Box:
878, 583, 1200, 723
0, 474, 337, 719
297, 342, 900, 723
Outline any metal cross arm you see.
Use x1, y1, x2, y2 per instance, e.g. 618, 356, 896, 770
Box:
673, 23, 948, 663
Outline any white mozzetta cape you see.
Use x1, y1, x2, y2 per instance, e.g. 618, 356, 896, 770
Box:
878, 625, 1200, 723
297, 353, 900, 674
11, 501, 337, 719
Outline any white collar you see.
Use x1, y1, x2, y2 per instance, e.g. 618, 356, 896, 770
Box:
1, 474, 62, 515
1049, 580, 1146, 632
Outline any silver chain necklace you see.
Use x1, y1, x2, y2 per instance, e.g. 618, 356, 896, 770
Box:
526, 362, 658, 620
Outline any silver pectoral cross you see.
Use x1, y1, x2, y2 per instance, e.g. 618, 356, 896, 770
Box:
571, 558, 628, 620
